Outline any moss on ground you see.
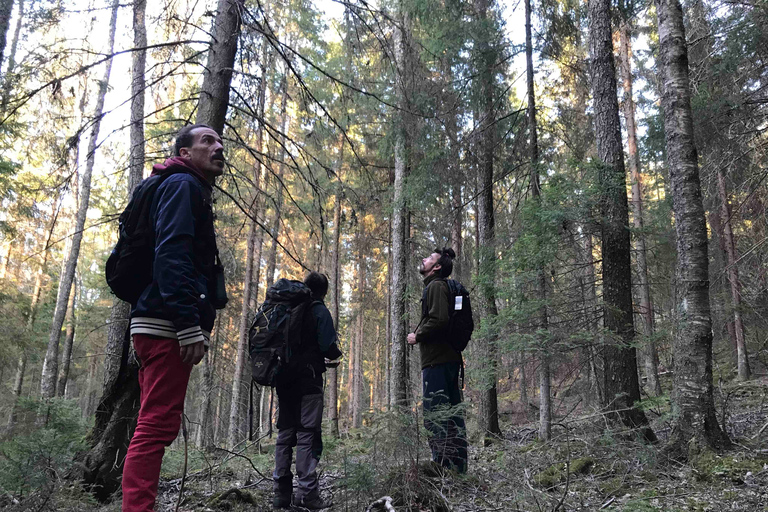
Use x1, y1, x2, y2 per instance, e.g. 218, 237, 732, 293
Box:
533, 456, 595, 488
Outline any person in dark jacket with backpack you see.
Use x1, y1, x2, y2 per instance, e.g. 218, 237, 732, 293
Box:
121, 124, 228, 512
273, 272, 342, 510
407, 247, 468, 473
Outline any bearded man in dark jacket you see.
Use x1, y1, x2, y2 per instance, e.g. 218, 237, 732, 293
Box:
407, 247, 468, 474
122, 124, 227, 511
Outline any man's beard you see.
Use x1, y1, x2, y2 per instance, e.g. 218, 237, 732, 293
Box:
418, 262, 428, 275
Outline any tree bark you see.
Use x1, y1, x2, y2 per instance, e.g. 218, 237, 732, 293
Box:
57, 279, 77, 397
198, 314, 221, 449
0, 0, 13, 72
264, 76, 289, 289
716, 169, 750, 380
446, 67, 463, 284
7, 194, 60, 433
655, 0, 731, 454
618, 19, 662, 396
129, 0, 146, 187
229, 43, 270, 447
474, 0, 501, 439
328, 135, 344, 436
1, 0, 22, 112
196, 0, 244, 134
525, 0, 552, 442
389, 5, 410, 407
351, 222, 365, 428
588, 0, 654, 441
40, 0, 119, 402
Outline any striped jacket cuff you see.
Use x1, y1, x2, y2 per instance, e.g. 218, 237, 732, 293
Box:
177, 325, 208, 347
131, 317, 210, 347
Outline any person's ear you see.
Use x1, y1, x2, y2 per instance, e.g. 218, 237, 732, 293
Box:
179, 147, 190, 158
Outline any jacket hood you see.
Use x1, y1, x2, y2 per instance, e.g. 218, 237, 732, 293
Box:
151, 157, 211, 188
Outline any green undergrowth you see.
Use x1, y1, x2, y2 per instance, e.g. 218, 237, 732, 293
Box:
4, 380, 768, 511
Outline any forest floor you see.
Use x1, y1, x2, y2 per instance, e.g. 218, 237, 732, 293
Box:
4, 376, 768, 511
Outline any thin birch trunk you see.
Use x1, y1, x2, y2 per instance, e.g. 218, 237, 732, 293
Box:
41, 0, 119, 401
654, 0, 731, 454
57, 279, 78, 397
716, 169, 750, 380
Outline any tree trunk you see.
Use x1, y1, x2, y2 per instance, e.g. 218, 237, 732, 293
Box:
474, 0, 501, 439
655, 0, 731, 454
0, 0, 22, 112
264, 76, 289, 289
6, 352, 26, 433
588, 0, 654, 441
57, 279, 77, 397
716, 169, 750, 380
446, 66, 463, 284
525, 0, 551, 442
229, 191, 261, 448
618, 19, 662, 396
196, 0, 244, 134
583, 233, 603, 404
389, 6, 410, 407
7, 194, 60, 433
40, 0, 119, 402
0, 0, 13, 71
229, 43, 269, 447
198, 314, 221, 449
328, 137, 343, 436
129, 0, 146, 187
351, 223, 365, 428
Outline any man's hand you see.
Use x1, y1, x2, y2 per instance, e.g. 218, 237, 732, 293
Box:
407, 333, 417, 345
180, 341, 205, 366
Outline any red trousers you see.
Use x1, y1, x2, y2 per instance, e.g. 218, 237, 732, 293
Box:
122, 334, 192, 511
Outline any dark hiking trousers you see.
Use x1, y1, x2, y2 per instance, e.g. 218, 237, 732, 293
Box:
274, 376, 324, 501
423, 361, 468, 473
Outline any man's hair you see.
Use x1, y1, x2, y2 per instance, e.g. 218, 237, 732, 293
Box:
174, 124, 215, 156
435, 247, 455, 278
304, 271, 329, 299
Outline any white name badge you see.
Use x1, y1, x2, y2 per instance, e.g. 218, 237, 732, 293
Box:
455, 296, 463, 311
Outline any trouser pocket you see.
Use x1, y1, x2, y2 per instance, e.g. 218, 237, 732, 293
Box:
300, 393, 323, 430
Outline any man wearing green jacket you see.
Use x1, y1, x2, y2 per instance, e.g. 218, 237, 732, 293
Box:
407, 247, 468, 473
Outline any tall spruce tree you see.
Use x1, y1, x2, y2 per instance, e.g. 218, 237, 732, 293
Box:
588, 0, 654, 441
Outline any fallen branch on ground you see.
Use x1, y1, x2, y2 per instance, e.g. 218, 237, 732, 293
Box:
366, 495, 396, 512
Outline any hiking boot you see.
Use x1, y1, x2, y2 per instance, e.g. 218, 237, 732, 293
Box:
294, 494, 332, 510
273, 493, 291, 509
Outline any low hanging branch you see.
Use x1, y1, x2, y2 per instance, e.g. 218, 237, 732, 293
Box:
0, 40, 209, 126
215, 184, 310, 272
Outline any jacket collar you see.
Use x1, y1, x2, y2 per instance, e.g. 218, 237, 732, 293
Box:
151, 156, 212, 190
423, 273, 441, 287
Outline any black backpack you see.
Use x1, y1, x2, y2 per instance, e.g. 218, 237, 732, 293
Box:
249, 279, 317, 387
105, 172, 183, 304
421, 278, 474, 352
